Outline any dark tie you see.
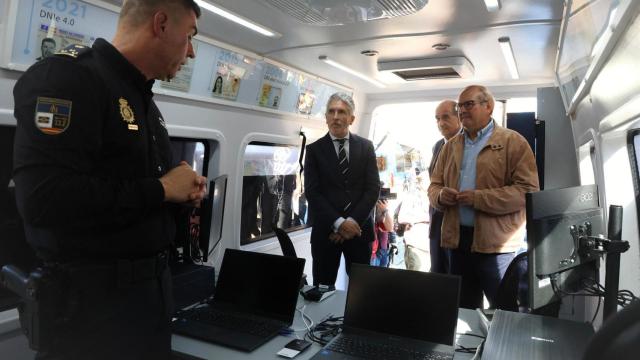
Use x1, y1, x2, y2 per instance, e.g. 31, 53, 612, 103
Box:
336, 138, 351, 211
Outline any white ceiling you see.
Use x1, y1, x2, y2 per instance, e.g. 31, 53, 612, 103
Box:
111, 0, 564, 95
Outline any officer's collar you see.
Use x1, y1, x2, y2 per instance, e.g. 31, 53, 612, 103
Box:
92, 38, 154, 93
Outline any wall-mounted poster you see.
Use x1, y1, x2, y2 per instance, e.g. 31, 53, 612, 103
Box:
210, 50, 246, 101
257, 64, 292, 109
3, 0, 352, 118
161, 42, 198, 92
294, 74, 318, 115
4, 0, 116, 69
297, 91, 315, 115
36, 23, 95, 61
258, 84, 282, 109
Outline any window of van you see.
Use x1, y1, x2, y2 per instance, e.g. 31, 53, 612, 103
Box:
241, 142, 305, 245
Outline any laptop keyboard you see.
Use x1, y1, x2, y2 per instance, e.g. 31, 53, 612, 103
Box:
327, 336, 453, 360
181, 307, 283, 337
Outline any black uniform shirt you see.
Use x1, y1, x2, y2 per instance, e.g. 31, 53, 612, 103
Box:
13, 39, 176, 261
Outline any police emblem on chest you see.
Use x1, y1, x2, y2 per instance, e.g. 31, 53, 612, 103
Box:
119, 97, 138, 130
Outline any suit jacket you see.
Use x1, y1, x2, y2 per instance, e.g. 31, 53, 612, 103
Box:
304, 132, 380, 243
428, 138, 445, 240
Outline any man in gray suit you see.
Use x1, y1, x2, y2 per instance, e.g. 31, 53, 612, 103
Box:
428, 100, 462, 273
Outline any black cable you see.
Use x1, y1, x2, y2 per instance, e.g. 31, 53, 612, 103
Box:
455, 345, 478, 353
551, 275, 638, 308
591, 293, 602, 325
305, 315, 343, 346
457, 332, 486, 339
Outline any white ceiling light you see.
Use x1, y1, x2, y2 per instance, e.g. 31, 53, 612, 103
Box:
195, 1, 280, 37
483, 0, 501, 12
319, 56, 386, 88
498, 37, 519, 79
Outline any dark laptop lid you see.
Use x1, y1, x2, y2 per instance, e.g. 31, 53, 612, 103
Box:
483, 310, 595, 360
344, 264, 461, 346
214, 248, 305, 324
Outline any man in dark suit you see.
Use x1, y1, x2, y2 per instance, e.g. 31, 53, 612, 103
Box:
304, 93, 380, 286
428, 100, 462, 273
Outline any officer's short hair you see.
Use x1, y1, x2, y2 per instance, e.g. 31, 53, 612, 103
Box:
41, 38, 56, 46
120, 0, 201, 27
326, 92, 355, 116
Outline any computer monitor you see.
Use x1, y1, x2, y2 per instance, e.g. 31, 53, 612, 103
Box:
201, 174, 227, 260
526, 184, 604, 310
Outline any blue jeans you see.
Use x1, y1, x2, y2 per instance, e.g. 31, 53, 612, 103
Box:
371, 247, 390, 267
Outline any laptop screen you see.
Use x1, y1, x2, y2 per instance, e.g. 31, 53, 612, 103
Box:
214, 249, 305, 324
344, 264, 460, 345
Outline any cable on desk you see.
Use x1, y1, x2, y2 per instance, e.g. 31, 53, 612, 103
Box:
287, 304, 315, 333
305, 315, 343, 346
456, 332, 486, 339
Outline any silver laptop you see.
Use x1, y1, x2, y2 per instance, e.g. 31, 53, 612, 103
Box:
311, 264, 461, 360
483, 310, 595, 360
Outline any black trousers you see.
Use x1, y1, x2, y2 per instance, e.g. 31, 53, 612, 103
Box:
36, 265, 173, 360
311, 235, 371, 286
429, 233, 450, 274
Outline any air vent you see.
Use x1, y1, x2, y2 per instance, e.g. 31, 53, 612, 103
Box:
378, 56, 474, 81
263, 0, 429, 26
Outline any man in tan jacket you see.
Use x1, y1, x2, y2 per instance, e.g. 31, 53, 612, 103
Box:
427, 85, 539, 309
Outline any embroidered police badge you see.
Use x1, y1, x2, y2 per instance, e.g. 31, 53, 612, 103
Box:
118, 97, 138, 130
34, 97, 72, 135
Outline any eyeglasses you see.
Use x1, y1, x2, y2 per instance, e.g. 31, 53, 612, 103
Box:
456, 100, 488, 112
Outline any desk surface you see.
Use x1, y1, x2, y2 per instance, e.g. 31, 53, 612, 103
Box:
171, 291, 484, 360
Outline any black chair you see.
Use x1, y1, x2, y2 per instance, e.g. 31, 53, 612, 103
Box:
272, 225, 307, 286
494, 252, 529, 312
583, 300, 640, 360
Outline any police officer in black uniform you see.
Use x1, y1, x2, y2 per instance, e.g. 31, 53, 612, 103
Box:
12, 1, 203, 359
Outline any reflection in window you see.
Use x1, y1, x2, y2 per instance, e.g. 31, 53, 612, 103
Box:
578, 140, 596, 185
241, 142, 306, 245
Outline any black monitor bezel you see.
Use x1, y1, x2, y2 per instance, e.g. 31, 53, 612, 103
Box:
526, 184, 603, 310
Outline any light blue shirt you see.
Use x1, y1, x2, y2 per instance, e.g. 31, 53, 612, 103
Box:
458, 120, 494, 226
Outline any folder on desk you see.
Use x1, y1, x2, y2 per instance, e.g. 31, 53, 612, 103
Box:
171, 249, 305, 352
311, 264, 460, 360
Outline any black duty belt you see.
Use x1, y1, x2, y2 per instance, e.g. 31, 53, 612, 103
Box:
52, 251, 169, 289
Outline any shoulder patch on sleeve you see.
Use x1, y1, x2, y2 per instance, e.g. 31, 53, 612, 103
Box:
55, 44, 91, 59
35, 97, 72, 135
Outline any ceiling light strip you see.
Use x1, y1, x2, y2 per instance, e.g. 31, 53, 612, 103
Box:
484, 0, 501, 12
195, 0, 281, 38
498, 37, 519, 79
319, 56, 386, 88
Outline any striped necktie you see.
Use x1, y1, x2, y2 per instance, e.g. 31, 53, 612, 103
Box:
336, 138, 351, 211
336, 138, 349, 177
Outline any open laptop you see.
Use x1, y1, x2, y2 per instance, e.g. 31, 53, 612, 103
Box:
171, 248, 305, 352
311, 264, 461, 360
483, 309, 595, 360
